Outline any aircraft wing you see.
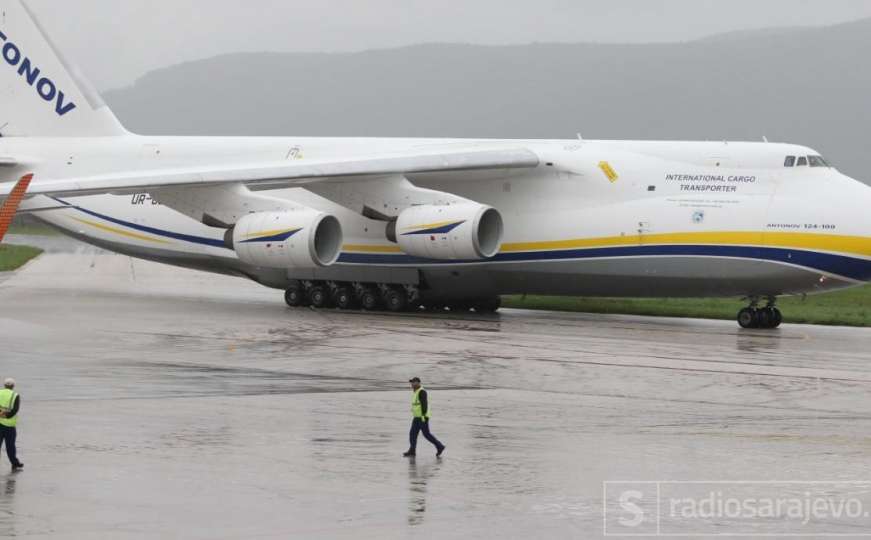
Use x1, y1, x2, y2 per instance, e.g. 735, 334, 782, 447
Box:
0, 147, 540, 198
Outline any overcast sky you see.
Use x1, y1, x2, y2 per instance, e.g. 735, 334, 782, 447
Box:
26, 0, 871, 91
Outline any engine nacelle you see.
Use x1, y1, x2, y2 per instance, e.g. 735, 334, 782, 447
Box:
392, 204, 503, 260
232, 210, 343, 269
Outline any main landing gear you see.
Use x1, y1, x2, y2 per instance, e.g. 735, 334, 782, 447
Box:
283, 280, 501, 314
737, 296, 782, 329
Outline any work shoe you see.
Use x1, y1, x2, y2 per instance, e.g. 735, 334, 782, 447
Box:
11, 463, 23, 472
436, 445, 446, 457
402, 450, 416, 457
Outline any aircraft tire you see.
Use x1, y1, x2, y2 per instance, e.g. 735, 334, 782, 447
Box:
384, 286, 408, 312
473, 296, 501, 313
334, 286, 357, 310
284, 285, 306, 307
309, 285, 331, 308
756, 307, 773, 329
360, 288, 381, 311
737, 307, 757, 329
767, 307, 783, 328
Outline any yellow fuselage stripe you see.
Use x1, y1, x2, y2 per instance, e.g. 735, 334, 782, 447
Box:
343, 244, 403, 253
71, 217, 172, 245
344, 231, 871, 257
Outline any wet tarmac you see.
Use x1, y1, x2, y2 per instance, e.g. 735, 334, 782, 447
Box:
1, 244, 870, 539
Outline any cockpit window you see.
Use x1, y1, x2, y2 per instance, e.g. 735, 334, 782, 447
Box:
784, 156, 796, 167
808, 155, 831, 167
796, 156, 808, 167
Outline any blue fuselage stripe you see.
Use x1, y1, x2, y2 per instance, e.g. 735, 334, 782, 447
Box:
54, 198, 229, 248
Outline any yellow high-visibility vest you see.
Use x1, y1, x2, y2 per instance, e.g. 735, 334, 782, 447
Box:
411, 387, 431, 419
0, 389, 18, 428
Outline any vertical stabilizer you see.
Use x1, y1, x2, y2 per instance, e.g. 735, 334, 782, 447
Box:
0, 0, 127, 137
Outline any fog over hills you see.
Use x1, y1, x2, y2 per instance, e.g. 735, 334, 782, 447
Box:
104, 18, 871, 182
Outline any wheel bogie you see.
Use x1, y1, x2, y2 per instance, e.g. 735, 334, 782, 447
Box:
283, 281, 498, 316
737, 304, 783, 329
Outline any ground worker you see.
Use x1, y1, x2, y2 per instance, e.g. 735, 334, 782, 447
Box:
403, 377, 446, 458
0, 378, 23, 472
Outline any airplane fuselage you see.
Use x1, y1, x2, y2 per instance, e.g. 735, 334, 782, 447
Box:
6, 135, 870, 301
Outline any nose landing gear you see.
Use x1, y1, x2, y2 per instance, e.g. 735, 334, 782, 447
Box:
737, 297, 782, 329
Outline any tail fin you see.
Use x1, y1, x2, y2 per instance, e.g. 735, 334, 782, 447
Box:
0, 174, 32, 242
0, 1, 127, 137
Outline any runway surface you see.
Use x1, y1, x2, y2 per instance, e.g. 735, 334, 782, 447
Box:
1, 237, 870, 539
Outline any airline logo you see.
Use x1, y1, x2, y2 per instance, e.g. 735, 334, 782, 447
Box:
0, 30, 77, 117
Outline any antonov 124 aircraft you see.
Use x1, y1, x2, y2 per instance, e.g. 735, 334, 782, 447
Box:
0, 0, 869, 329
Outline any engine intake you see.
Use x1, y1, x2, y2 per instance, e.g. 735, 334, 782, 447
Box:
232, 210, 342, 268
393, 203, 503, 260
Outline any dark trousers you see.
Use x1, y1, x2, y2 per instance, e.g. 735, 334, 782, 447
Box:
409, 417, 443, 451
0, 426, 20, 467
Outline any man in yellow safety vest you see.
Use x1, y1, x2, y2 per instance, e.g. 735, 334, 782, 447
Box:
403, 377, 446, 458
0, 378, 23, 472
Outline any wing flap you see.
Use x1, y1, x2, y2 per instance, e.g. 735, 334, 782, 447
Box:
0, 148, 539, 198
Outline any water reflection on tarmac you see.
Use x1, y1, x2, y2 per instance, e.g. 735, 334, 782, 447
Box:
0, 249, 869, 539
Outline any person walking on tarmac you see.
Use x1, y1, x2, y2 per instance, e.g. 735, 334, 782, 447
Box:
403, 377, 446, 458
0, 378, 23, 472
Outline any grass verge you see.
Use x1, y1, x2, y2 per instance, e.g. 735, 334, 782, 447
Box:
503, 285, 871, 327
0, 244, 43, 271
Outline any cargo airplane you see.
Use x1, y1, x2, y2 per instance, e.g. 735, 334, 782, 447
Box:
1, 0, 869, 329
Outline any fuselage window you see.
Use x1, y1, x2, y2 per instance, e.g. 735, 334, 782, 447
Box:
784, 156, 796, 167
808, 155, 831, 167
796, 156, 808, 166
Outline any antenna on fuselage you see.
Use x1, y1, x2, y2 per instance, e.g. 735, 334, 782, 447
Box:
763, 136, 769, 143
576, 133, 583, 141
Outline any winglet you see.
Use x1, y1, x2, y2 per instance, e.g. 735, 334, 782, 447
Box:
0, 174, 34, 243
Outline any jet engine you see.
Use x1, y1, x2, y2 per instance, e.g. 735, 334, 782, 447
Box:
390, 203, 503, 260
232, 210, 343, 269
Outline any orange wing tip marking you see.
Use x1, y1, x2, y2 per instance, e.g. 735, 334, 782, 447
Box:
0, 174, 34, 243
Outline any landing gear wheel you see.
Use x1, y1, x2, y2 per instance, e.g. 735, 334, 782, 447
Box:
756, 308, 772, 329
769, 307, 783, 328
334, 287, 357, 310
284, 285, 306, 307
360, 288, 381, 311
309, 285, 331, 308
384, 287, 408, 312
473, 296, 501, 313
737, 307, 757, 329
